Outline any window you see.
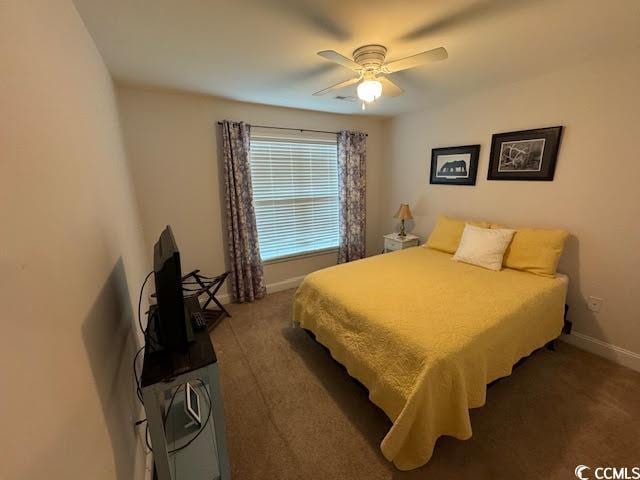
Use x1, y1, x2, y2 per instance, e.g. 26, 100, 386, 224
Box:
249, 133, 339, 261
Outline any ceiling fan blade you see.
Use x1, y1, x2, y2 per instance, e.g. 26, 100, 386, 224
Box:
384, 47, 448, 73
268, 0, 350, 40
313, 77, 359, 96
317, 50, 362, 71
399, 0, 531, 41
380, 76, 404, 97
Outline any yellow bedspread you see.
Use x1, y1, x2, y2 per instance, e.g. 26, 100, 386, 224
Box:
292, 247, 567, 470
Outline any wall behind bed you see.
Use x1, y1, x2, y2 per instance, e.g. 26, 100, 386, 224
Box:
383, 49, 640, 370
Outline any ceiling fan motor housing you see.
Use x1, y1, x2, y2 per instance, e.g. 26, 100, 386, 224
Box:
352, 44, 387, 71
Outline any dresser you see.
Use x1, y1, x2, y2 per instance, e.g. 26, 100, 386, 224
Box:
141, 298, 230, 480
383, 233, 420, 253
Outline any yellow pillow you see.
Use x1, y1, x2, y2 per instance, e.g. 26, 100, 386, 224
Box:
426, 216, 490, 254
501, 228, 569, 277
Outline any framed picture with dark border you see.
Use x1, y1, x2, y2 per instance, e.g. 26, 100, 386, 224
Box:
488, 126, 563, 181
430, 145, 480, 186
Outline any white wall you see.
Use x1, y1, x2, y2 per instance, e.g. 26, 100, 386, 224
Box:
385, 50, 640, 360
116, 86, 388, 297
0, 2, 149, 479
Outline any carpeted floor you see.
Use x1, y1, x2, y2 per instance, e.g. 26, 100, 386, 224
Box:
210, 289, 640, 479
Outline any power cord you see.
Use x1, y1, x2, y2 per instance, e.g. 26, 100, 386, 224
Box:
141, 383, 182, 454
133, 270, 153, 407
138, 271, 154, 334
163, 385, 184, 428
133, 345, 145, 404
145, 424, 153, 453
133, 271, 156, 454
133, 271, 162, 409
142, 308, 163, 353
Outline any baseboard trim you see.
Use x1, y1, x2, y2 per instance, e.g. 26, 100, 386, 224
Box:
561, 332, 640, 372
201, 274, 306, 306
265, 274, 306, 294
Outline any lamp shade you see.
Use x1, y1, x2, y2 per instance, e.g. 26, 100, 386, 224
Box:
393, 203, 413, 220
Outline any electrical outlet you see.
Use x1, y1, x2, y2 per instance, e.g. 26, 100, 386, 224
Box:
587, 296, 604, 313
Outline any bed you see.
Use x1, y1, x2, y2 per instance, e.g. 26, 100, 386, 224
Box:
292, 246, 568, 470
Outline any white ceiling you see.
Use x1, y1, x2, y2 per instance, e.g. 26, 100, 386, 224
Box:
73, 0, 640, 116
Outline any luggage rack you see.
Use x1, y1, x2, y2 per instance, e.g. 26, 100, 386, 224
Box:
151, 269, 230, 331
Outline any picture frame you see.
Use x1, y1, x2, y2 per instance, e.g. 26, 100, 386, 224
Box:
184, 381, 202, 426
430, 145, 480, 186
488, 126, 563, 181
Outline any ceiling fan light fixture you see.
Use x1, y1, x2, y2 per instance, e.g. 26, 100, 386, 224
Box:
357, 79, 382, 103
315, 45, 447, 109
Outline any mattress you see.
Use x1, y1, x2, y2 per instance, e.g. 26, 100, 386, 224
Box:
292, 246, 568, 470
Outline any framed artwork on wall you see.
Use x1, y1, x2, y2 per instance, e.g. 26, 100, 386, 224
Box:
429, 145, 480, 186
488, 126, 563, 181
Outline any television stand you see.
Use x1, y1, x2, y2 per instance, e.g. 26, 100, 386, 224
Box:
141, 298, 230, 480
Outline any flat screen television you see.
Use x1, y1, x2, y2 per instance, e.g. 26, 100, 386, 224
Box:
153, 225, 192, 351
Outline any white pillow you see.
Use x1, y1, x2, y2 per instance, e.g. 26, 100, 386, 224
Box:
453, 224, 515, 271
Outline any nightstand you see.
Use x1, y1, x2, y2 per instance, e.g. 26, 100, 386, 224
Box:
383, 233, 420, 253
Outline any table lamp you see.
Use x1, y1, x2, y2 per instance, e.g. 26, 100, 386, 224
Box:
394, 203, 413, 237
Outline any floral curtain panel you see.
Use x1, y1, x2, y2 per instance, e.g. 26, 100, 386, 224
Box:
221, 120, 266, 302
337, 130, 367, 263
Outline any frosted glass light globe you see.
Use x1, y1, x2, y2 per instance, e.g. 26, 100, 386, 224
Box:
357, 79, 382, 103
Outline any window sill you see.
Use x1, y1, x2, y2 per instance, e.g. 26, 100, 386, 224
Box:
262, 247, 339, 265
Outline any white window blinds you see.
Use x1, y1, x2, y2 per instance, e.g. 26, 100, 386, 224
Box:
249, 133, 339, 261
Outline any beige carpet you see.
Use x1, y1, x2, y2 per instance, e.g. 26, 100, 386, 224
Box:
210, 289, 640, 480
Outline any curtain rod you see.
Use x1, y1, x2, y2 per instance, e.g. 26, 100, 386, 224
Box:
216, 122, 367, 137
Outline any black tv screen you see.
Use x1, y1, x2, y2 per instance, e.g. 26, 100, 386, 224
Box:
153, 226, 189, 351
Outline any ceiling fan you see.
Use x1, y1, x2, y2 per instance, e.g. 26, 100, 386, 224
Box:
313, 44, 448, 109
